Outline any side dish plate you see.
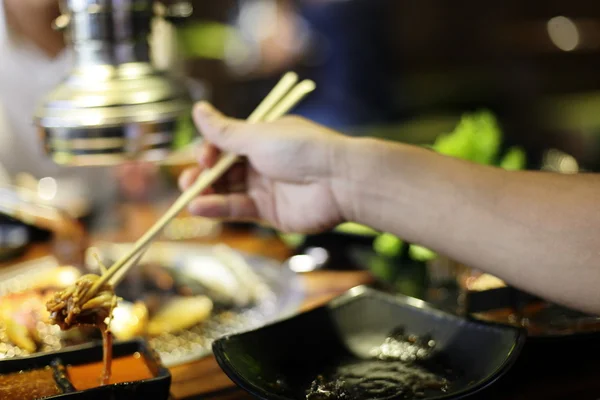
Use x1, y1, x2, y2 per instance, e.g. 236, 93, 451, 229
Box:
213, 286, 526, 400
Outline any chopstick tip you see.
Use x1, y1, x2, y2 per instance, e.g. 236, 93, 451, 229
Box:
283, 71, 299, 80
302, 79, 317, 92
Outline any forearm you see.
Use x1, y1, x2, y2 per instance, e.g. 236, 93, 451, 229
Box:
333, 137, 600, 314
3, 0, 64, 57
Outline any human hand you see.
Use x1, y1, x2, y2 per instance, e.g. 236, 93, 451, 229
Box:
178, 102, 349, 234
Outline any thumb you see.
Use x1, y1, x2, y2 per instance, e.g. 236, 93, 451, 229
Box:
193, 101, 253, 154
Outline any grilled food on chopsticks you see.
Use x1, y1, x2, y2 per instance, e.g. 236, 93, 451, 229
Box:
46, 274, 118, 330
45, 273, 119, 385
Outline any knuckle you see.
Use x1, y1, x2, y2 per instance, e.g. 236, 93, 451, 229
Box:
215, 119, 239, 145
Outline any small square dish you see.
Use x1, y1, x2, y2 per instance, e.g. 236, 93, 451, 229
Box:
213, 286, 526, 400
0, 338, 170, 400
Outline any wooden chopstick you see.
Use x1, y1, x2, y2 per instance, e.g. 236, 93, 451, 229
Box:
107, 245, 148, 287
247, 72, 300, 122
262, 80, 316, 122
84, 72, 316, 298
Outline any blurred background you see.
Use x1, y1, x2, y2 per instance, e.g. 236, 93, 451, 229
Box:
2, 0, 599, 275
167, 0, 600, 315
177, 0, 600, 170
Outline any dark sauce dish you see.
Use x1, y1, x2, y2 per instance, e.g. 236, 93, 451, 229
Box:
0, 338, 170, 400
213, 286, 526, 400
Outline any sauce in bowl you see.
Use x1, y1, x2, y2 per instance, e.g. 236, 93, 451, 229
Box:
67, 352, 154, 391
0, 367, 61, 400
0, 351, 156, 400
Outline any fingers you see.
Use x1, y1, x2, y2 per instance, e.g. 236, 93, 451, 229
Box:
177, 166, 215, 196
188, 193, 259, 220
192, 102, 258, 154
196, 142, 220, 168
178, 162, 247, 193
212, 162, 247, 194
178, 166, 201, 191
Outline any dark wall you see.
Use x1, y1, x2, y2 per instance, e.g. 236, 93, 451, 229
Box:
182, 0, 600, 167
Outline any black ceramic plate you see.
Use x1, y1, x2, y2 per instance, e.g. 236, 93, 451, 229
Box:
213, 286, 526, 400
0, 338, 171, 400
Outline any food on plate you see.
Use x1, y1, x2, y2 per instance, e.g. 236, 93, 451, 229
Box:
0, 288, 93, 355
464, 273, 506, 292
1, 244, 281, 366
173, 244, 273, 308
27, 266, 82, 292
110, 301, 149, 341
0, 289, 56, 353
4, 319, 37, 353
95, 243, 271, 309
147, 295, 213, 336
212, 244, 274, 304
0, 264, 84, 354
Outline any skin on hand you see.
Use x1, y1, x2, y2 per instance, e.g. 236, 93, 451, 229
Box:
178, 102, 349, 234
179, 102, 600, 315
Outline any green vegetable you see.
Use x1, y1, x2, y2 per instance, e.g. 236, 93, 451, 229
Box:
369, 256, 398, 282
432, 109, 501, 164
177, 22, 231, 60
408, 244, 438, 262
173, 114, 196, 150
471, 110, 502, 165
499, 146, 527, 171
373, 233, 403, 258
396, 279, 423, 299
278, 233, 306, 249
432, 127, 474, 160
334, 222, 379, 236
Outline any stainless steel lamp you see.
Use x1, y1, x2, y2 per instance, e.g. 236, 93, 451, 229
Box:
34, 0, 193, 166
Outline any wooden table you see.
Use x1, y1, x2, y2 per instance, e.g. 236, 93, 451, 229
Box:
4, 203, 600, 399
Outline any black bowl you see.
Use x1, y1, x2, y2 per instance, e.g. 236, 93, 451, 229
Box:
213, 286, 526, 400
0, 338, 171, 400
